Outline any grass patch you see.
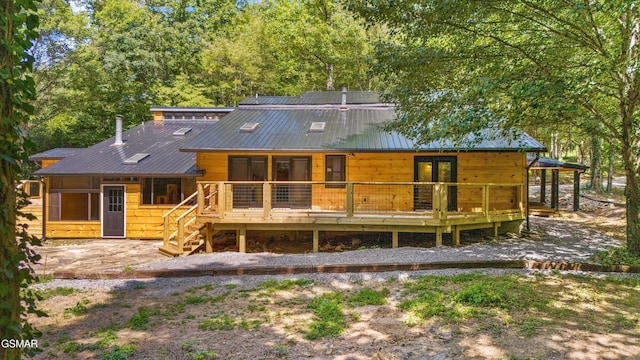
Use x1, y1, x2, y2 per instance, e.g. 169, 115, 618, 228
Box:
399, 274, 549, 325
257, 279, 314, 292
36, 286, 76, 301
349, 287, 389, 306
306, 292, 346, 340
64, 298, 90, 317
100, 344, 136, 360
127, 307, 151, 330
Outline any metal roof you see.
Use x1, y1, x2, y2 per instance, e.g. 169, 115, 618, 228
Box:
238, 91, 382, 106
34, 120, 216, 177
181, 107, 547, 152
527, 154, 588, 171
149, 106, 235, 113
29, 148, 85, 161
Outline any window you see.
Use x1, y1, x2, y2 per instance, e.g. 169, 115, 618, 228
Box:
48, 176, 100, 221
141, 178, 195, 205
326, 155, 346, 188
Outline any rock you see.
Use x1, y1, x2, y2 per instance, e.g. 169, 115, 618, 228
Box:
352, 238, 362, 247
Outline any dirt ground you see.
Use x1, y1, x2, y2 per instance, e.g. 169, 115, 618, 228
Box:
28, 188, 637, 359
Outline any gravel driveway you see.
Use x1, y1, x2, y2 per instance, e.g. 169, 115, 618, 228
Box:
32, 216, 624, 293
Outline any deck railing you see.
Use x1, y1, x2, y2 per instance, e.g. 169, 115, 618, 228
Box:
196, 181, 524, 220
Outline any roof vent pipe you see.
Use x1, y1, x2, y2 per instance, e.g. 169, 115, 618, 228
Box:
114, 114, 123, 145
340, 87, 347, 110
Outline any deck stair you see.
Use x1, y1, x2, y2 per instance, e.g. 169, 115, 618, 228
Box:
159, 184, 217, 257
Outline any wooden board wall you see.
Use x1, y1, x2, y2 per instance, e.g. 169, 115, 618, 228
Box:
124, 183, 172, 239
196, 151, 527, 213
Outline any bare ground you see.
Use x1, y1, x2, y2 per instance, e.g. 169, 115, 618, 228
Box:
28, 188, 639, 359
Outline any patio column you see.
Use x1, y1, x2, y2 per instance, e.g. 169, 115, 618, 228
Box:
573, 171, 580, 211
540, 169, 546, 204
551, 169, 559, 211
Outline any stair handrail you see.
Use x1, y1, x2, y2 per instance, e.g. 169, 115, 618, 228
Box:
163, 190, 199, 248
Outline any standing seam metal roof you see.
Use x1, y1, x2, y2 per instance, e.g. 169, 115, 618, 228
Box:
180, 107, 546, 152
33, 120, 216, 176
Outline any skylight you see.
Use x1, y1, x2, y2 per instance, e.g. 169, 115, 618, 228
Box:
239, 122, 259, 133
309, 122, 326, 132
173, 127, 192, 136
123, 153, 149, 164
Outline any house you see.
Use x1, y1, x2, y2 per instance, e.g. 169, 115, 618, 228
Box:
29, 107, 233, 239
159, 90, 546, 256
28, 91, 548, 257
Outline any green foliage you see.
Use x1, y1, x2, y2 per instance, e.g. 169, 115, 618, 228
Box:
1, 0, 44, 357
398, 274, 549, 325
306, 292, 346, 339
350, 0, 640, 255
63, 298, 90, 317
100, 344, 136, 360
35, 286, 75, 300
348, 287, 389, 306
127, 306, 151, 330
257, 278, 314, 292
595, 247, 640, 266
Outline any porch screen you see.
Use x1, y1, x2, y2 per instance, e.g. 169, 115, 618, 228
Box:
48, 176, 100, 221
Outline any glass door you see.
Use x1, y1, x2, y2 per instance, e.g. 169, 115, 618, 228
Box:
272, 157, 311, 208
414, 156, 457, 211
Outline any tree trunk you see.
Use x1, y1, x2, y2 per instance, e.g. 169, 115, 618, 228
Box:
590, 137, 602, 192
625, 171, 640, 255
326, 63, 334, 91
607, 143, 614, 193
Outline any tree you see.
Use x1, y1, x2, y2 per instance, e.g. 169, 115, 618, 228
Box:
0, 0, 43, 358
351, 1, 640, 255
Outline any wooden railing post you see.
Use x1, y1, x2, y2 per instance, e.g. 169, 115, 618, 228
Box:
263, 182, 272, 219
346, 182, 354, 217
177, 217, 185, 253
483, 184, 490, 217
197, 182, 204, 214
163, 215, 170, 247
218, 182, 226, 218
440, 183, 448, 219
433, 184, 441, 220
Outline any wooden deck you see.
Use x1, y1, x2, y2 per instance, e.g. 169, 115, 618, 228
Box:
160, 181, 525, 256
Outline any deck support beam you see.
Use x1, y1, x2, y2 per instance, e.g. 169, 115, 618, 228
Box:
453, 226, 460, 246
205, 223, 213, 253
392, 231, 398, 248
238, 227, 247, 253
435, 228, 443, 246
313, 229, 319, 253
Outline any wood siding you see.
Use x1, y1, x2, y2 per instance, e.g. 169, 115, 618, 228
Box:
196, 151, 527, 213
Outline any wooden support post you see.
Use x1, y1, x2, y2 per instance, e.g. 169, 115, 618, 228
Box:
218, 182, 226, 218
392, 231, 398, 248
453, 226, 460, 246
540, 169, 546, 204
263, 182, 272, 219
205, 223, 213, 253
313, 229, 319, 253
433, 184, 441, 220
492, 222, 499, 237
435, 228, 443, 246
197, 182, 204, 214
482, 185, 490, 216
551, 169, 559, 211
238, 227, 246, 253
163, 215, 170, 248
177, 217, 185, 253
346, 182, 354, 217
573, 171, 580, 211
440, 183, 448, 219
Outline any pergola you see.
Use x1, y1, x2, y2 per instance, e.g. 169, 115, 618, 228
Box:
527, 154, 589, 213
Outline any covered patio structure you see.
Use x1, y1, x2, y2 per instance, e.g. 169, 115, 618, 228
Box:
527, 154, 589, 215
